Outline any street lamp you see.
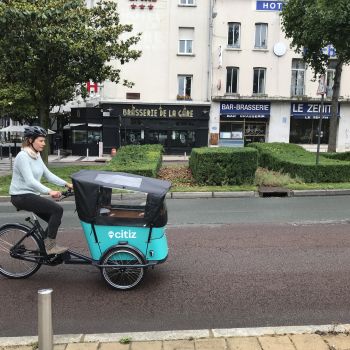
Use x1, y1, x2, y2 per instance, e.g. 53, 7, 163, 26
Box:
316, 75, 326, 166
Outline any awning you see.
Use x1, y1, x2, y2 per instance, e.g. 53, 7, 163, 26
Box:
87, 123, 102, 128
0, 125, 28, 133
63, 123, 85, 129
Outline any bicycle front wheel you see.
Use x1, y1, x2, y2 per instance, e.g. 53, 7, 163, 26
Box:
101, 247, 144, 290
0, 225, 42, 279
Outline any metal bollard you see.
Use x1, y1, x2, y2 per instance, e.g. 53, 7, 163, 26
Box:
86, 148, 89, 161
38, 289, 53, 350
9, 152, 12, 170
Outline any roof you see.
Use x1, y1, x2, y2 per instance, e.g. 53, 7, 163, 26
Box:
71, 170, 171, 197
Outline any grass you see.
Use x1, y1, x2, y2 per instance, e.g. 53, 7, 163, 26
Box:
2, 163, 350, 196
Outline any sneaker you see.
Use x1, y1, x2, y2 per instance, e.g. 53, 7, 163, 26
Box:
44, 238, 68, 255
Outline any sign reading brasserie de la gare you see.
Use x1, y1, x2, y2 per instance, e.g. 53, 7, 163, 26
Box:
220, 101, 270, 115
256, 1, 284, 11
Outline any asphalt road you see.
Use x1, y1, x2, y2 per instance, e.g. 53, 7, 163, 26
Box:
1, 196, 350, 336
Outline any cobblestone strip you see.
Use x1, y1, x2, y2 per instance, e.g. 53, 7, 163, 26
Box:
258, 335, 296, 350
323, 334, 350, 350
227, 336, 262, 350
289, 334, 329, 350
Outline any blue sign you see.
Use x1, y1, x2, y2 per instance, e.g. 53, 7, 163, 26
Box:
256, 1, 284, 11
220, 102, 270, 117
291, 102, 339, 119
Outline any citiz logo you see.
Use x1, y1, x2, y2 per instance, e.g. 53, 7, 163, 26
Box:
108, 230, 137, 239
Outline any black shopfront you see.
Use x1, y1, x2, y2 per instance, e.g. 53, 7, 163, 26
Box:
68, 103, 210, 155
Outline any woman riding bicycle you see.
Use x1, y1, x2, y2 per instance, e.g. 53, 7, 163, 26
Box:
9, 126, 73, 255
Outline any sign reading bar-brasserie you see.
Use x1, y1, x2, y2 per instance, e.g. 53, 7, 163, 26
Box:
220, 101, 271, 115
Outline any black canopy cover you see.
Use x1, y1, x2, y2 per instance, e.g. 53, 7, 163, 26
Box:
71, 170, 171, 223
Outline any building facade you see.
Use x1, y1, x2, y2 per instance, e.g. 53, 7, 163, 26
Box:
210, 0, 350, 152
69, 0, 211, 155
68, 0, 350, 155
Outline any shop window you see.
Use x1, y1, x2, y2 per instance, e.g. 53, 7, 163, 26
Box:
121, 129, 145, 146
291, 59, 305, 96
253, 68, 266, 94
170, 130, 196, 147
148, 130, 168, 146
87, 130, 102, 144
72, 130, 87, 144
228, 22, 240, 48
289, 118, 329, 144
178, 75, 192, 100
254, 23, 268, 49
220, 122, 243, 140
226, 67, 239, 93
326, 60, 337, 97
179, 28, 194, 54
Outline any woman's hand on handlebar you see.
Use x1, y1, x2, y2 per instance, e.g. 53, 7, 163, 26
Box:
65, 183, 73, 190
49, 190, 62, 199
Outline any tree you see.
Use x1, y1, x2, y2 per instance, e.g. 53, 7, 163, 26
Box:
0, 0, 141, 161
0, 82, 37, 124
281, 0, 350, 152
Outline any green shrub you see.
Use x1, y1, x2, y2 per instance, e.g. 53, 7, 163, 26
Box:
248, 142, 350, 183
107, 144, 163, 177
189, 147, 258, 185
322, 151, 350, 161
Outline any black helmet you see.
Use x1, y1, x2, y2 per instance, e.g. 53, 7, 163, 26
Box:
24, 126, 47, 139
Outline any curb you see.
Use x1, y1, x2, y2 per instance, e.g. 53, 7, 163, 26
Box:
2, 189, 350, 203
1, 324, 350, 347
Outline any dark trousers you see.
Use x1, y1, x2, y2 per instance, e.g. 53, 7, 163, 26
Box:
11, 194, 63, 239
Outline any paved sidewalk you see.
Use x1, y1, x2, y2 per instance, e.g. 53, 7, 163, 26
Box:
2, 325, 350, 350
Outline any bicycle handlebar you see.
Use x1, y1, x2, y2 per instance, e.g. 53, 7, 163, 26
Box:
60, 189, 75, 200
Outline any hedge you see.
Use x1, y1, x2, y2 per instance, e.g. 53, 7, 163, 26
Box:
107, 144, 163, 177
189, 147, 258, 185
322, 151, 350, 161
248, 142, 350, 183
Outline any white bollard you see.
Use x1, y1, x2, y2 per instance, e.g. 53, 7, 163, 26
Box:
184, 151, 187, 160
57, 149, 60, 159
38, 289, 53, 350
86, 148, 89, 161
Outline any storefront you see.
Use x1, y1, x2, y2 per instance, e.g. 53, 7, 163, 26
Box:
219, 101, 270, 146
289, 102, 339, 144
68, 103, 210, 155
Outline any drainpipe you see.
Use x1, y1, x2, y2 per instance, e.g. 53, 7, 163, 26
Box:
207, 0, 214, 102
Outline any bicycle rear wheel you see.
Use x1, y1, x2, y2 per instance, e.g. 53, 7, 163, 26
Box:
0, 225, 42, 278
101, 247, 144, 290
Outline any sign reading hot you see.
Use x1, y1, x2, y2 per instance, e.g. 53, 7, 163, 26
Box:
256, 1, 284, 11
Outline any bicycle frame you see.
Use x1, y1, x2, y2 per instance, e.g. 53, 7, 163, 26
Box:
8, 213, 160, 269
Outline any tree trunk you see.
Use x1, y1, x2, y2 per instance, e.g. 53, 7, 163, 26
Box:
39, 100, 50, 164
327, 60, 343, 152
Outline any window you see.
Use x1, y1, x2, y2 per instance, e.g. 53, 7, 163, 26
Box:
178, 75, 192, 99
226, 67, 239, 93
290, 119, 329, 144
326, 60, 337, 97
179, 27, 194, 54
179, 0, 195, 5
291, 59, 306, 96
253, 68, 266, 94
255, 23, 268, 49
228, 23, 240, 48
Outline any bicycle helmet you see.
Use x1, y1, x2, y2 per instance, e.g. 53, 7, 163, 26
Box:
24, 126, 47, 139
